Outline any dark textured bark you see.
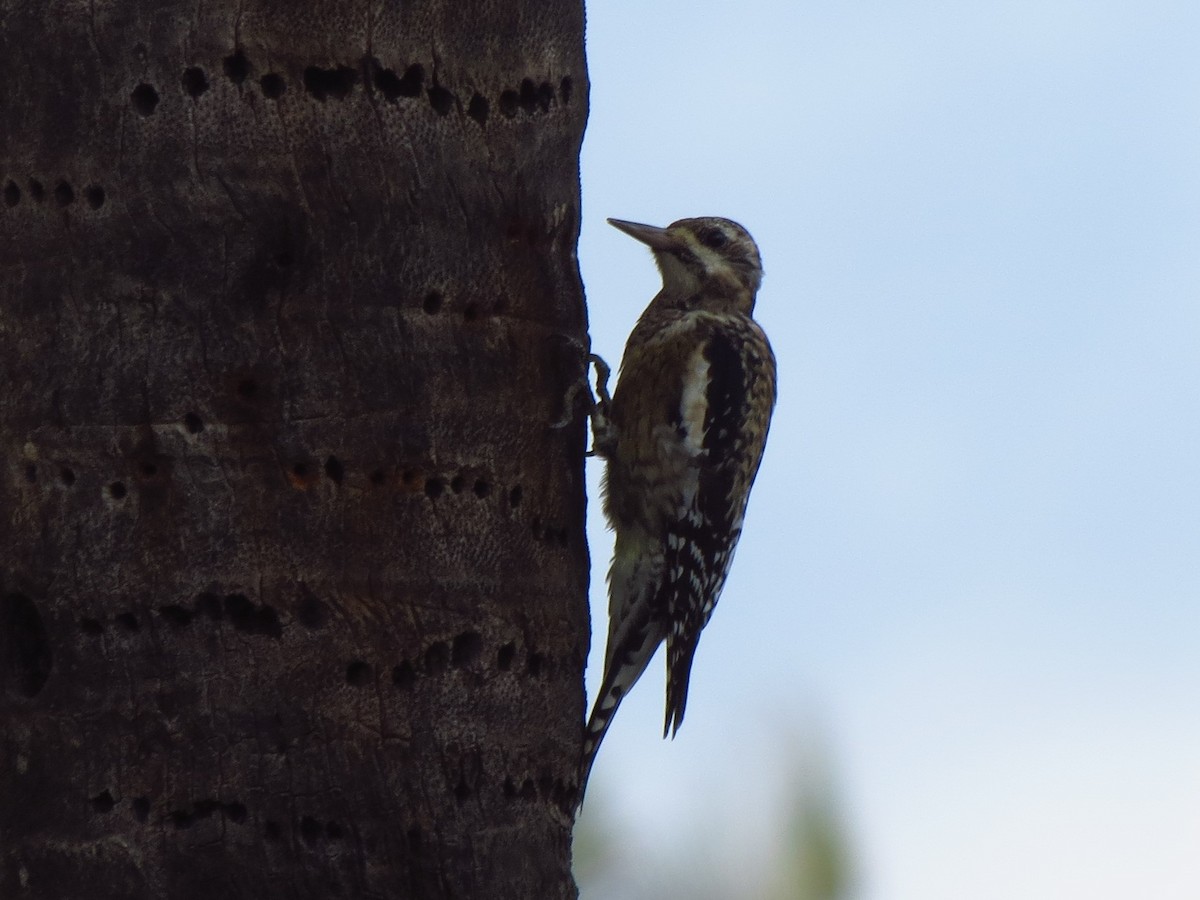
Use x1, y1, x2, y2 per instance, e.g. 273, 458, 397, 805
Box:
0, 2, 589, 897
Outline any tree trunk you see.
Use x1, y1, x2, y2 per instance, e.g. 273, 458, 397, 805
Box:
0, 2, 589, 897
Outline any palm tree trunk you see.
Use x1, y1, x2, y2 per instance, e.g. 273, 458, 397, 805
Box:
0, 2, 589, 897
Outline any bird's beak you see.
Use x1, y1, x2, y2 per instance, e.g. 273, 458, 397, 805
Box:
607, 218, 684, 252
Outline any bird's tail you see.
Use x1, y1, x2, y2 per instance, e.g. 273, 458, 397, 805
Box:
663, 631, 700, 738
577, 618, 664, 807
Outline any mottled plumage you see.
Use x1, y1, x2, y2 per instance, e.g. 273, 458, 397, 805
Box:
579, 216, 776, 802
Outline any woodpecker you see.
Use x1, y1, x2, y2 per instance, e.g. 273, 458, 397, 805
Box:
579, 216, 776, 801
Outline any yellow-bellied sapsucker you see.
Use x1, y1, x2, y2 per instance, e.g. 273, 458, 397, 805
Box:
579, 216, 776, 800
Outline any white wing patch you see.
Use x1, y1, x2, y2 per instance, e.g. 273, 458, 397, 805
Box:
678, 345, 710, 459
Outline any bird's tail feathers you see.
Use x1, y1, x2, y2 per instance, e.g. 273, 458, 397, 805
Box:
577, 619, 664, 807
663, 631, 700, 739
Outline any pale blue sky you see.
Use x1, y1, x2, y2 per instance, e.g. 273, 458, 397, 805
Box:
575, 2, 1200, 897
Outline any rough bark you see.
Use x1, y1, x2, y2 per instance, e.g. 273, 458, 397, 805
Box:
0, 2, 589, 897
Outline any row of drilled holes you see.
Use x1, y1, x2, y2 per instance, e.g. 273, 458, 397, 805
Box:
368, 630, 551, 690
89, 793, 343, 843
78, 597, 558, 685
296, 455, 518, 505
37, 453, 558, 543
89, 792, 244, 826
24, 459, 156, 501
422, 289, 513, 320
25, 406, 525, 508
80, 592, 281, 639
504, 773, 574, 809
92, 781, 566, 838
81, 605, 550, 686
3, 179, 105, 209
130, 50, 571, 127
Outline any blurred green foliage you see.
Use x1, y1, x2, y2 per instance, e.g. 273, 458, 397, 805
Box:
574, 732, 854, 900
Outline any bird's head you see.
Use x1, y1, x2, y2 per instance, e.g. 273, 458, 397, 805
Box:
608, 216, 763, 312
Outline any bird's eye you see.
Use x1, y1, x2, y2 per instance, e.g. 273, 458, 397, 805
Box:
699, 228, 728, 250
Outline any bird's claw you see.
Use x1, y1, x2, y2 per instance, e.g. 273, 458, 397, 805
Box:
550, 349, 616, 459
585, 353, 616, 458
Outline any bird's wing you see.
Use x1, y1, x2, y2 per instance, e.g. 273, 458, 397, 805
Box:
662, 315, 776, 734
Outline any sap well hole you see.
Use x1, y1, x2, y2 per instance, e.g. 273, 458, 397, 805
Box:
223, 49, 250, 84
3, 181, 19, 206
453, 779, 471, 804
396, 64, 424, 97
84, 185, 105, 209
224, 594, 282, 638
2, 592, 52, 698
451, 631, 482, 667
467, 93, 488, 124
183, 412, 204, 433
496, 642, 515, 671
108, 481, 127, 499
260, 73, 286, 99
54, 182, 74, 206
374, 66, 404, 101
131, 83, 159, 115
422, 290, 443, 314
518, 79, 538, 113
89, 791, 115, 814
427, 84, 454, 115
115, 612, 139, 632
181, 67, 209, 98
345, 660, 372, 686
323, 456, 344, 484
303, 65, 358, 102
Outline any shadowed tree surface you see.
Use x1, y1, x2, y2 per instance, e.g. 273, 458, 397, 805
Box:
0, 1, 589, 897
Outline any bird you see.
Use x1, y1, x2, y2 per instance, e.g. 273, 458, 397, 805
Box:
578, 215, 776, 802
